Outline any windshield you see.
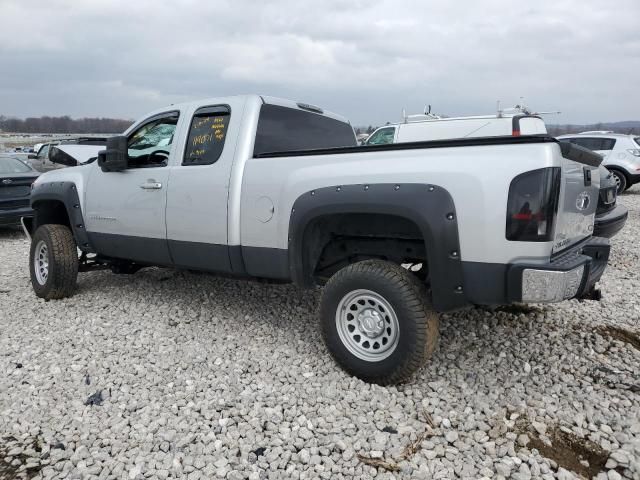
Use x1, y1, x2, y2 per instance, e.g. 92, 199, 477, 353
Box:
0, 157, 32, 174
128, 121, 177, 154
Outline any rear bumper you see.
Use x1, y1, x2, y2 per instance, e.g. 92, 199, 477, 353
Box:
594, 204, 628, 238
507, 237, 609, 303
460, 237, 609, 305
0, 207, 33, 226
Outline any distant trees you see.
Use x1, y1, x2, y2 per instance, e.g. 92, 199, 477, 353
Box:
0, 115, 133, 134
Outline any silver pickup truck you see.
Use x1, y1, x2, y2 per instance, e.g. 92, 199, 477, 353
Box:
24, 94, 609, 384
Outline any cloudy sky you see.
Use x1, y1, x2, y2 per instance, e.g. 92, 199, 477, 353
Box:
1, 0, 638, 125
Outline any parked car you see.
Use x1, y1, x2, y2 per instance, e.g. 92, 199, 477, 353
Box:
557, 132, 640, 192
24, 95, 609, 384
593, 165, 628, 238
0, 156, 40, 227
29, 137, 109, 172
28, 143, 59, 172
362, 113, 628, 238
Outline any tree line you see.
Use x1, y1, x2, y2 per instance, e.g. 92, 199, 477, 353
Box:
0, 115, 133, 134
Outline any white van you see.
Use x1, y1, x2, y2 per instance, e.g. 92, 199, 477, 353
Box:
364, 111, 547, 145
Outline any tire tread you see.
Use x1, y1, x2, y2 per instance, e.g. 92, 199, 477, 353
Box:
320, 260, 439, 385
30, 224, 78, 300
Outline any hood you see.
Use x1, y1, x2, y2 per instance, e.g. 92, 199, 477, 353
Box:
50, 144, 105, 166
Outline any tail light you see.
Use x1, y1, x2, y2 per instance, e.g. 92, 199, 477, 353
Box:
506, 167, 561, 242
627, 149, 640, 157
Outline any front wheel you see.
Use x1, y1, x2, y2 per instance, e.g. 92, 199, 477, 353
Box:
320, 260, 439, 385
29, 224, 79, 300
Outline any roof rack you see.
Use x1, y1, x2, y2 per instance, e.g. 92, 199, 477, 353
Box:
497, 99, 561, 118
578, 131, 615, 135
401, 99, 561, 124
402, 105, 442, 123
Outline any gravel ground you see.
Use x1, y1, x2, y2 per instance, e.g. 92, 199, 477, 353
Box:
1, 193, 639, 480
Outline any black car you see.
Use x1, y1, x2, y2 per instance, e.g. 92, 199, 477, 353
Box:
0, 156, 40, 227
594, 165, 628, 238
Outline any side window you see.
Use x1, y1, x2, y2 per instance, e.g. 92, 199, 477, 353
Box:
600, 138, 616, 150
366, 127, 396, 145
183, 106, 230, 166
572, 137, 617, 151
127, 113, 179, 168
572, 137, 599, 150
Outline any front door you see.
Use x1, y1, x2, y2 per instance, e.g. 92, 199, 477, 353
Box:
84, 111, 180, 265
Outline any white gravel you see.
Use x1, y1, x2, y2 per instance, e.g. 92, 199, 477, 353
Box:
1, 191, 639, 480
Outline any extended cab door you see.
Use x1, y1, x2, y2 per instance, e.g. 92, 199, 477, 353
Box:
84, 111, 180, 264
165, 100, 241, 272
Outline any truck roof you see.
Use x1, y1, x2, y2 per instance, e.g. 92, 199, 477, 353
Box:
136, 94, 350, 126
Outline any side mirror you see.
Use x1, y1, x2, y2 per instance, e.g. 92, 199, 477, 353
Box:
98, 136, 128, 172
28, 154, 37, 159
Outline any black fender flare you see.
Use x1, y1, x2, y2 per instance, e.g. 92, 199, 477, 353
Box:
30, 181, 94, 252
288, 183, 468, 312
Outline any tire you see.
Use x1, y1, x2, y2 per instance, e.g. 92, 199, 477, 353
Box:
610, 169, 628, 193
29, 224, 79, 300
320, 260, 439, 385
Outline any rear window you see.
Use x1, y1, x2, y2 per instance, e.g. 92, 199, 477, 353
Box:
253, 104, 355, 156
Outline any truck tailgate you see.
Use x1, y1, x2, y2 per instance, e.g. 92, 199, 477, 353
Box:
552, 143, 602, 254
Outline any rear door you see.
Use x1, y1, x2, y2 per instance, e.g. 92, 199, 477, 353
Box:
165, 99, 242, 272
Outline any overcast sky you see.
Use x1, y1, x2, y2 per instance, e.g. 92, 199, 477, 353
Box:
1, 0, 638, 125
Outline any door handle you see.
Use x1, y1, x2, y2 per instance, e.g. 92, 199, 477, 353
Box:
139, 181, 162, 190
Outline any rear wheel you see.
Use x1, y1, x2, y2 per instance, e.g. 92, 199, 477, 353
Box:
610, 169, 628, 193
320, 260, 439, 385
29, 224, 79, 300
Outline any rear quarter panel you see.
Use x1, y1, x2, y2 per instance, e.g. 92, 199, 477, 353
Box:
240, 142, 564, 265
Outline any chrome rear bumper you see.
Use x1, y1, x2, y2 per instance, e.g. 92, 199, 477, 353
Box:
509, 237, 609, 303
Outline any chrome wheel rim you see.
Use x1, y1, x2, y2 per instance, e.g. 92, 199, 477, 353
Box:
335, 289, 399, 362
34, 240, 49, 285
613, 173, 622, 189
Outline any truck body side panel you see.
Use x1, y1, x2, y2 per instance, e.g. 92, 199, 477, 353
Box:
240, 142, 563, 267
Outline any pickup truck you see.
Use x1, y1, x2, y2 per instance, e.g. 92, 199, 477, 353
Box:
24, 95, 609, 385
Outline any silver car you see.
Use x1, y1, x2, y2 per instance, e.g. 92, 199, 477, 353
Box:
558, 132, 640, 192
